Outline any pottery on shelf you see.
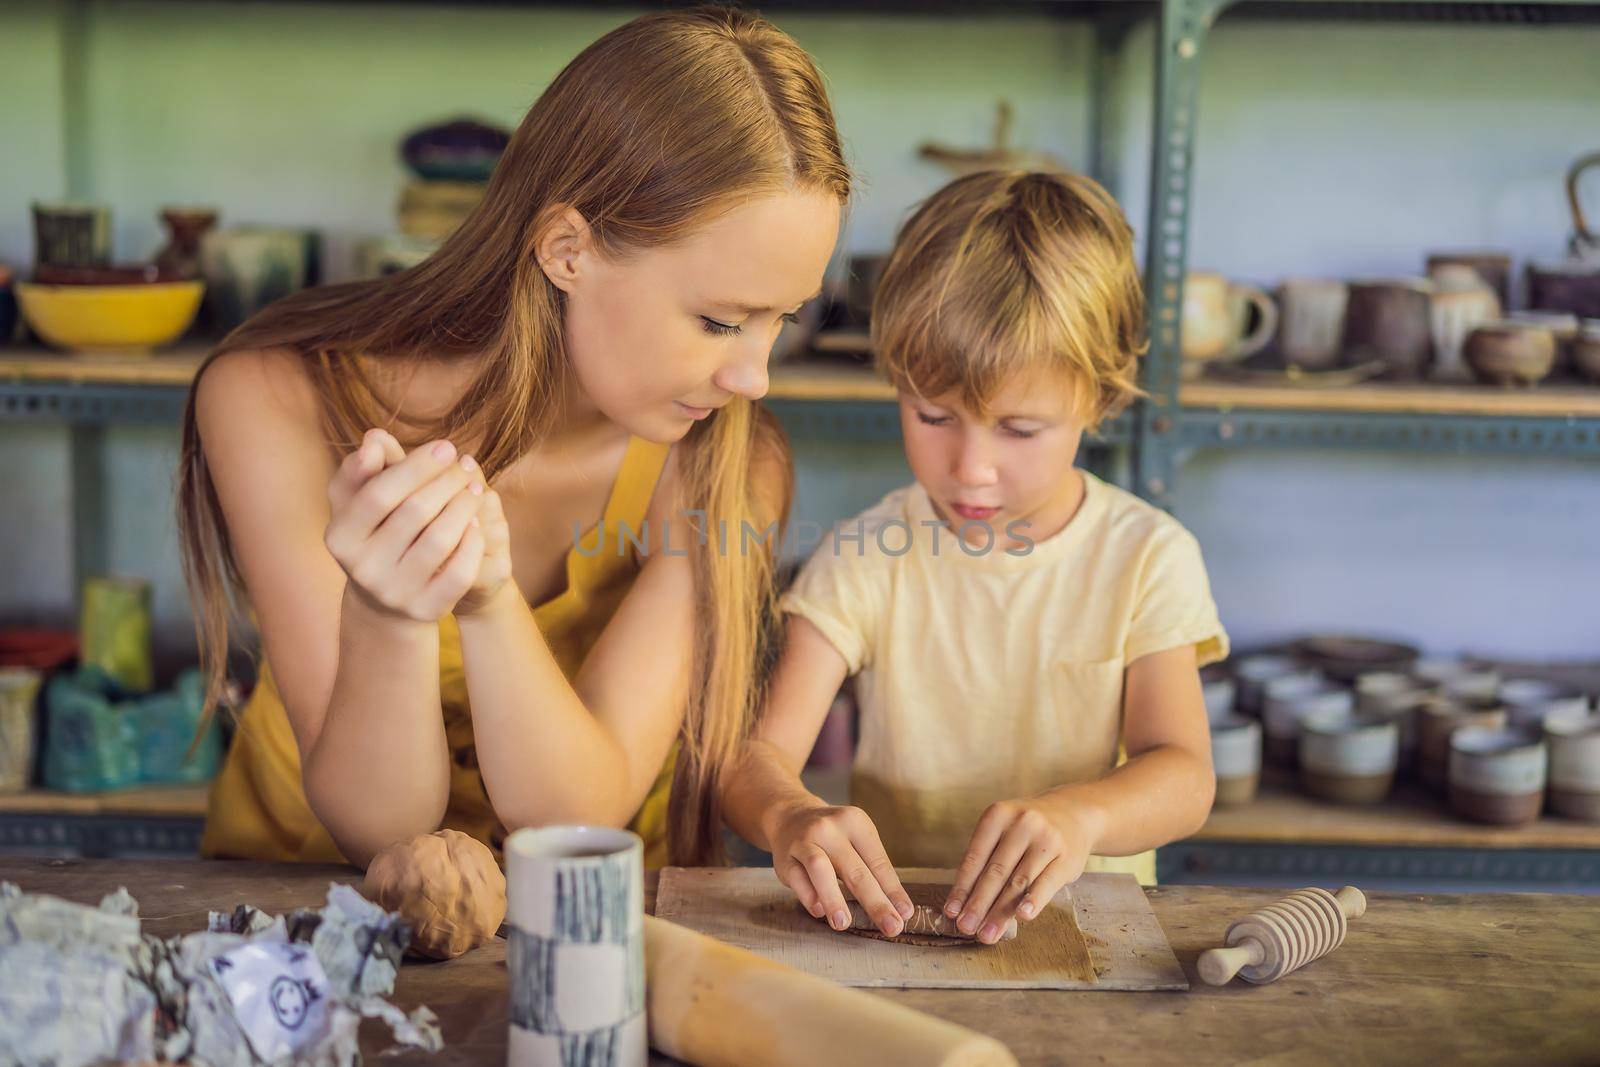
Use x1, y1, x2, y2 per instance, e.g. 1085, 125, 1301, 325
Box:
1211, 715, 1262, 807
153, 206, 219, 280
1448, 727, 1547, 826
1276, 277, 1348, 370
1543, 709, 1600, 823
32, 202, 111, 269
1418, 696, 1508, 790
1201, 664, 1236, 724
1232, 653, 1303, 718
401, 117, 511, 183
1354, 671, 1430, 770
1500, 677, 1592, 731
0, 266, 16, 345
1573, 319, 1600, 384
1262, 673, 1354, 767
1299, 710, 1400, 805
1464, 321, 1557, 387
1297, 634, 1419, 684
1344, 278, 1435, 380
200, 227, 313, 332
1428, 265, 1501, 383
1181, 272, 1277, 376
1426, 251, 1512, 309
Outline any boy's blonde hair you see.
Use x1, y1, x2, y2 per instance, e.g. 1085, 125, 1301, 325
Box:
871, 170, 1146, 430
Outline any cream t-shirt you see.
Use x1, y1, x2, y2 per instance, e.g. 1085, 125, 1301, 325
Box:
780, 471, 1229, 885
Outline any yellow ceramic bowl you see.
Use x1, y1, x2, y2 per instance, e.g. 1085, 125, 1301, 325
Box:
16, 279, 204, 355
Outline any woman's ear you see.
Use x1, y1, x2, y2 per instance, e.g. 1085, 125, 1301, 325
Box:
535, 205, 593, 295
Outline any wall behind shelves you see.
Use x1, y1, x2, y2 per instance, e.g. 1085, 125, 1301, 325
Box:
1, 1, 1597, 664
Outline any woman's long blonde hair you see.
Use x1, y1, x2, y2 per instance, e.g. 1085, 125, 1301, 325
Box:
176, 6, 850, 864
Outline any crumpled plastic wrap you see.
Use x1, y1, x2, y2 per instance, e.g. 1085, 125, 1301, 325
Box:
0, 880, 442, 1067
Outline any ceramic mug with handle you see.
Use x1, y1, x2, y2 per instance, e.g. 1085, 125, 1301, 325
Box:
1181, 272, 1278, 375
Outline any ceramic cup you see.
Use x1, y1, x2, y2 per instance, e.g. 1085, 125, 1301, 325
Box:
1417, 696, 1507, 790
1233, 653, 1302, 718
1354, 671, 1430, 772
1211, 715, 1262, 807
1500, 678, 1591, 731
1506, 310, 1580, 375
1429, 664, 1501, 704
32, 202, 112, 269
1181, 272, 1278, 375
1262, 673, 1354, 766
1543, 709, 1600, 822
1464, 321, 1558, 387
1448, 727, 1547, 826
1572, 319, 1600, 384
200, 226, 313, 332
1428, 266, 1501, 383
1299, 710, 1400, 805
1344, 278, 1435, 379
505, 825, 646, 1067
1202, 670, 1237, 725
1426, 251, 1512, 308
1526, 260, 1600, 321
0, 667, 43, 794
1276, 277, 1348, 370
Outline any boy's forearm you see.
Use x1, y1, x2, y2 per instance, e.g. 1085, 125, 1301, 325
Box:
1035, 743, 1215, 858
721, 739, 827, 851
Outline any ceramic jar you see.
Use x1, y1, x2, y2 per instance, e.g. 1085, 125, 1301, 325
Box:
1428, 265, 1501, 382
1543, 709, 1600, 822
1211, 715, 1262, 808
1263, 673, 1354, 766
1233, 653, 1302, 718
1417, 696, 1507, 789
1448, 727, 1547, 826
1500, 678, 1591, 731
1299, 710, 1400, 805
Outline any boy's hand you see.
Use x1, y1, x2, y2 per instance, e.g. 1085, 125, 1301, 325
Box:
768, 800, 915, 937
943, 796, 1098, 944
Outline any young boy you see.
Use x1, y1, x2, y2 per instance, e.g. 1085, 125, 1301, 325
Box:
721, 170, 1229, 944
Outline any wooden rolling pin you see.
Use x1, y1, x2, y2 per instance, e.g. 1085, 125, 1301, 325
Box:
1198, 885, 1366, 986
644, 915, 1019, 1067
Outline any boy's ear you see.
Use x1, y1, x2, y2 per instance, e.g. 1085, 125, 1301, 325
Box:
535, 205, 594, 295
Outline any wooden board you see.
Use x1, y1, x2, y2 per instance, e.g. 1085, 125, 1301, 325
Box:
655, 866, 1187, 992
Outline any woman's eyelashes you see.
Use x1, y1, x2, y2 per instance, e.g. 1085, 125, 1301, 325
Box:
699, 311, 803, 337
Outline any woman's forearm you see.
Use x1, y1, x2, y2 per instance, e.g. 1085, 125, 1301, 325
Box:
720, 739, 824, 852
455, 585, 637, 830
302, 586, 453, 865
1037, 743, 1215, 858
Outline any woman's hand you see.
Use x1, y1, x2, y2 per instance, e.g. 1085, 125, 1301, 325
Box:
767, 799, 914, 937
323, 428, 490, 622
943, 796, 1098, 945
453, 482, 512, 616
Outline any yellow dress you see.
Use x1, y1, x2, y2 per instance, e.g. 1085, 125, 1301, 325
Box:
201, 435, 677, 869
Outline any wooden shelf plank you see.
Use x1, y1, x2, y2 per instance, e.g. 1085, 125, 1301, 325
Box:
6, 345, 1598, 422
1191, 772, 1600, 850
1182, 378, 1600, 419
0, 783, 211, 818
0, 344, 208, 387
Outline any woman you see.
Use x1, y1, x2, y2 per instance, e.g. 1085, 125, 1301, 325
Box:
177, 7, 849, 870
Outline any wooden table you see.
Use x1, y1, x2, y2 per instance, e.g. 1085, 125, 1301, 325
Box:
3, 857, 1597, 1065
